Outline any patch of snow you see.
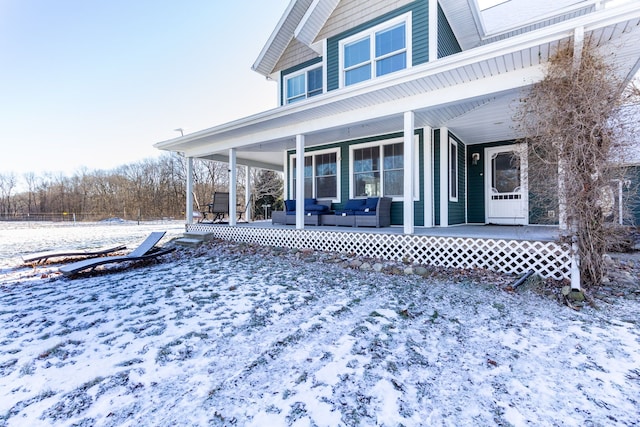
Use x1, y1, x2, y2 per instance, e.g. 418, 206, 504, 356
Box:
0, 221, 638, 426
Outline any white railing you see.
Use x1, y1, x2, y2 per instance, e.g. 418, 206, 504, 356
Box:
185, 224, 571, 280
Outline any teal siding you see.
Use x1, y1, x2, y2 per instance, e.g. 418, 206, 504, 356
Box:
415, 128, 425, 226
466, 144, 486, 223
280, 57, 323, 106
437, 3, 462, 58
448, 133, 465, 225
327, 1, 430, 91
286, 130, 425, 226
624, 165, 640, 226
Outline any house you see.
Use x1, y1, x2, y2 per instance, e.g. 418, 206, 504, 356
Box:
155, 0, 640, 285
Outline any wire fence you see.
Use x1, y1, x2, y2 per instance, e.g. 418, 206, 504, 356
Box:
0, 213, 179, 223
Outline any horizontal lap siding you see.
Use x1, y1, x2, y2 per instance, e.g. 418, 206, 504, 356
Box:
437, 3, 462, 58
625, 165, 640, 226
448, 133, 465, 225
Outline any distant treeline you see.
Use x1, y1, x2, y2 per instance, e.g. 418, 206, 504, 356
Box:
0, 153, 283, 222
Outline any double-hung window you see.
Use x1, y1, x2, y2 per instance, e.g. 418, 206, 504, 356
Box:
340, 14, 411, 87
285, 66, 323, 104
351, 141, 407, 198
291, 150, 339, 200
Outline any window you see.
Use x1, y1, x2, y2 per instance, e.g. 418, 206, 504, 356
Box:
491, 151, 521, 194
291, 150, 338, 199
315, 153, 337, 198
292, 156, 313, 198
352, 142, 405, 198
449, 139, 458, 201
285, 66, 323, 104
340, 14, 411, 87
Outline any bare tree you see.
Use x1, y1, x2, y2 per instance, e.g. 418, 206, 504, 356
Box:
516, 42, 637, 287
251, 169, 283, 219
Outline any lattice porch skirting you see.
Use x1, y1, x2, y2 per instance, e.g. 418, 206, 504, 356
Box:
186, 224, 571, 280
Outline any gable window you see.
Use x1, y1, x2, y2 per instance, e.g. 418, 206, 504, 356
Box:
449, 138, 458, 202
340, 14, 411, 87
291, 149, 339, 200
285, 66, 323, 104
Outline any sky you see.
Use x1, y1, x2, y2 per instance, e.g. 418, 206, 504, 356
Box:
0, 0, 634, 179
0, 0, 290, 177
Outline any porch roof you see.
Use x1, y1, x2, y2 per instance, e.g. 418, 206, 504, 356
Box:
154, 3, 640, 171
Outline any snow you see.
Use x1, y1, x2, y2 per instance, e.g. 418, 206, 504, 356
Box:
0, 221, 639, 426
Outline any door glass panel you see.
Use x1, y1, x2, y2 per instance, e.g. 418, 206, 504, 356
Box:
492, 152, 520, 193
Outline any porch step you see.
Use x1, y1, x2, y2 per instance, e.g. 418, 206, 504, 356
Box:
174, 238, 204, 248
183, 231, 216, 242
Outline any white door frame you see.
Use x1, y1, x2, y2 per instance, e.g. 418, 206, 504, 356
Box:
485, 144, 528, 225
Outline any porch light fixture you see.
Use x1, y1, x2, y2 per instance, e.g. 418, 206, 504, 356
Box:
472, 152, 480, 165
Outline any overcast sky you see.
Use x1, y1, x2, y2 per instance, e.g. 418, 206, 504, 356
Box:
0, 0, 289, 177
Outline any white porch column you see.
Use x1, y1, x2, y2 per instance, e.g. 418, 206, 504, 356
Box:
439, 127, 449, 227
295, 134, 305, 229
403, 111, 415, 234
423, 127, 433, 227
186, 156, 194, 224
245, 165, 252, 222
229, 148, 237, 226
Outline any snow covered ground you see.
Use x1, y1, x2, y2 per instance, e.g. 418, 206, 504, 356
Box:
0, 221, 639, 426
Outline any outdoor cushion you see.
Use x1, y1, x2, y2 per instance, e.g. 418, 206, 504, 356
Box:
343, 199, 365, 211
284, 200, 296, 212
364, 197, 379, 211
305, 204, 329, 212
304, 198, 317, 207
356, 210, 376, 216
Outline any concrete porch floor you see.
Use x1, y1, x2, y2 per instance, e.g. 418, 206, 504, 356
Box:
194, 220, 560, 242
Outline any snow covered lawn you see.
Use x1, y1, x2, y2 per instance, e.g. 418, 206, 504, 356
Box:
0, 222, 639, 426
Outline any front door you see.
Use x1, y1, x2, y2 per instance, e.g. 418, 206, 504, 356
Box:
485, 144, 528, 225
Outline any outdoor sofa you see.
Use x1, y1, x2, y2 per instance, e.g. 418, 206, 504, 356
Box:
333, 197, 392, 227
272, 196, 391, 227
272, 198, 333, 226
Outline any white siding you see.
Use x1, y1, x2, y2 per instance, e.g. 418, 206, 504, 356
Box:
274, 38, 320, 73
316, 0, 414, 42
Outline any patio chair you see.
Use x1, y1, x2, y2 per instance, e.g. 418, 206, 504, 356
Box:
23, 245, 127, 265
59, 231, 174, 277
203, 192, 230, 222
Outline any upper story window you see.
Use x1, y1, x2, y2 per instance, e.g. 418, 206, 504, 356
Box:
340, 14, 411, 87
285, 66, 323, 104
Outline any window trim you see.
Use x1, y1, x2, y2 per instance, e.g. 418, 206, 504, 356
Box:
338, 13, 412, 88
283, 64, 324, 104
449, 138, 458, 202
348, 136, 419, 201
289, 147, 340, 202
